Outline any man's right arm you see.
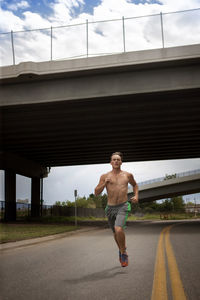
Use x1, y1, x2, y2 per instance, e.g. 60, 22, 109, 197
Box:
94, 175, 106, 196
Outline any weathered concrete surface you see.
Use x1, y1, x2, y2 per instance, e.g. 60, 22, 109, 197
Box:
1, 44, 200, 106
1, 44, 200, 166
1, 44, 200, 80
128, 173, 200, 202
0, 151, 48, 178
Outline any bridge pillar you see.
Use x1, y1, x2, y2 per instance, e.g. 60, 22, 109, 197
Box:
1, 152, 49, 220
31, 177, 40, 218
4, 169, 16, 222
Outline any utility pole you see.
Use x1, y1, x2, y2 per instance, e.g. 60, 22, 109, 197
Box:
194, 197, 197, 218
74, 189, 77, 226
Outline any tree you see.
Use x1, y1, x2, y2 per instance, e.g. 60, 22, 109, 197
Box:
87, 193, 107, 208
171, 196, 185, 211
101, 194, 108, 209
160, 199, 173, 212
138, 201, 160, 211
86, 194, 96, 208
54, 201, 62, 206
66, 200, 74, 207
53, 193, 108, 209
76, 196, 89, 208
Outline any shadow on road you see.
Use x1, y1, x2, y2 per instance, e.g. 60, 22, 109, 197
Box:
64, 266, 127, 284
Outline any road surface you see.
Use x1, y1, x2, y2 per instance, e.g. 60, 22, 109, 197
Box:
0, 220, 200, 300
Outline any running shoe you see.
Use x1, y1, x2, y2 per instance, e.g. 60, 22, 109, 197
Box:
121, 253, 128, 267
119, 248, 126, 263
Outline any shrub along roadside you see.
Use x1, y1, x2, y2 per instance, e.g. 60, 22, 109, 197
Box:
23, 215, 107, 223
128, 212, 200, 221
16, 212, 200, 224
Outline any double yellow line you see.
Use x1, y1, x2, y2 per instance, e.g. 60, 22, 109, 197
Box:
151, 225, 187, 300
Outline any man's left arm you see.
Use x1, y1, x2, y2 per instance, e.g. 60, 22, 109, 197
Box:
128, 173, 139, 203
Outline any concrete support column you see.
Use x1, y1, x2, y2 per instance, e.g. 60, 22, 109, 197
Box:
4, 169, 16, 222
31, 177, 40, 218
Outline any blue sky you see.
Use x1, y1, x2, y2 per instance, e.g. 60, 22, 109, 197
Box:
1, 0, 200, 33
1, 0, 162, 20
0, 0, 200, 204
0, 0, 107, 25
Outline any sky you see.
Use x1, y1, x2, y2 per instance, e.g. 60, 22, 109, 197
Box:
0, 0, 200, 204
0, 0, 200, 64
0, 158, 200, 204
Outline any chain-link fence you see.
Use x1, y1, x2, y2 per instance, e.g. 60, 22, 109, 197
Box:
0, 201, 105, 220
0, 8, 200, 66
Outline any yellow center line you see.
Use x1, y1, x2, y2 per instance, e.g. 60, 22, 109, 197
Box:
151, 227, 168, 300
165, 225, 187, 300
151, 224, 187, 300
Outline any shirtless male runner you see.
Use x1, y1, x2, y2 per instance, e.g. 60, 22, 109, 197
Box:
94, 152, 139, 267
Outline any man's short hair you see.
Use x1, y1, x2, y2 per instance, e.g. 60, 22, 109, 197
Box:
110, 152, 123, 161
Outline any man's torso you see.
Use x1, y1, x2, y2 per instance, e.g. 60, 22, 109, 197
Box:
105, 170, 129, 205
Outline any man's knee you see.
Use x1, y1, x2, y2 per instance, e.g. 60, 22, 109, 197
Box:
114, 226, 124, 233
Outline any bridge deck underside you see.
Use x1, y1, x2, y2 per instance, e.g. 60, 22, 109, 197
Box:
1, 88, 200, 167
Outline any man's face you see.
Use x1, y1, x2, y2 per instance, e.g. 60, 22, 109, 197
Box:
110, 155, 122, 169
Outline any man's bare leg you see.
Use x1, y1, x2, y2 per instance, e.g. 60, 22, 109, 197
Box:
114, 226, 128, 267
114, 226, 126, 254
114, 232, 120, 249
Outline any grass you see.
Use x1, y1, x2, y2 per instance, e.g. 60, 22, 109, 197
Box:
0, 223, 79, 243
1, 213, 199, 243
22, 215, 107, 223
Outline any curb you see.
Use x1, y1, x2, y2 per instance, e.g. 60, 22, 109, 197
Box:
0, 226, 102, 252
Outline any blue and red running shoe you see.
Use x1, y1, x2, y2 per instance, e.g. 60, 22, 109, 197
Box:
119, 250, 122, 263
119, 248, 126, 264
121, 252, 128, 267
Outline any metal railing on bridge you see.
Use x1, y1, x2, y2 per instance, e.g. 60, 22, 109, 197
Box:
0, 8, 200, 66
137, 169, 200, 187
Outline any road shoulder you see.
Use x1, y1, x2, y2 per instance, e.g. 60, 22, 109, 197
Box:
0, 226, 101, 252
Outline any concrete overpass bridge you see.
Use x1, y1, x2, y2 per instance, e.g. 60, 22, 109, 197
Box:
0, 44, 200, 220
128, 169, 200, 203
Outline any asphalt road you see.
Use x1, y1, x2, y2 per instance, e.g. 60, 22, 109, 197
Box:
0, 220, 200, 300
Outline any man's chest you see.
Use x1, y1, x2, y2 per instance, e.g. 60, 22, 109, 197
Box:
110, 174, 129, 186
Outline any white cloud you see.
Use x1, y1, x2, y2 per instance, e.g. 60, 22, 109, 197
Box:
159, 0, 200, 12
0, 8, 24, 32
22, 11, 51, 29
49, 0, 85, 25
0, 0, 200, 65
7, 1, 30, 11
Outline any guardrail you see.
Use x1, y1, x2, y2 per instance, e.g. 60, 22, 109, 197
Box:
137, 169, 200, 186
0, 8, 200, 66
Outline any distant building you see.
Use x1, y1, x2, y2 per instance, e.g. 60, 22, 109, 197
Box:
17, 199, 29, 204
185, 204, 200, 213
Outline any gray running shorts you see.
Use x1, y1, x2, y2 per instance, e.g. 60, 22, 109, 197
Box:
105, 202, 131, 233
